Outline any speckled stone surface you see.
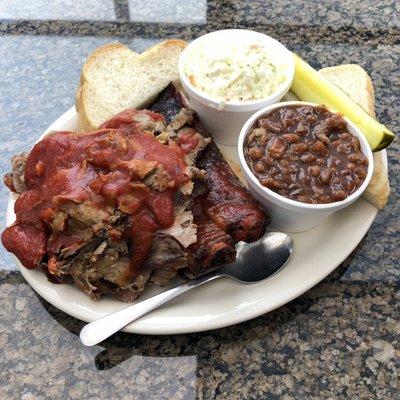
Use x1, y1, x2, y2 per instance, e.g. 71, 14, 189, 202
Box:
127, 0, 207, 23
0, 0, 117, 21
0, 1, 399, 399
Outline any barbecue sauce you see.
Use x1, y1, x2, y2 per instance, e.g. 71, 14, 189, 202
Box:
2, 112, 191, 277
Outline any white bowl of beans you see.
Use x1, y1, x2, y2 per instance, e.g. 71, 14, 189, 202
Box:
238, 101, 374, 232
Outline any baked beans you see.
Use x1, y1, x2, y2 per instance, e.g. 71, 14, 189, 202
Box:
244, 105, 368, 204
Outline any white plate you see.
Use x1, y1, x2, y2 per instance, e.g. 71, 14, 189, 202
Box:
6, 106, 382, 335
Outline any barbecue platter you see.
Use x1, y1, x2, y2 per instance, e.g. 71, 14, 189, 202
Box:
2, 31, 393, 333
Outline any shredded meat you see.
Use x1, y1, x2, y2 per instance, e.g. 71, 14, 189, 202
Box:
2, 84, 268, 302
144, 166, 175, 191
146, 233, 188, 286
159, 205, 197, 248
169, 108, 194, 130
116, 159, 157, 179
99, 109, 166, 133
4, 153, 28, 193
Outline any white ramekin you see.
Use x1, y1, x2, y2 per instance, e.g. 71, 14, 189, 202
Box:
238, 101, 374, 232
178, 29, 295, 146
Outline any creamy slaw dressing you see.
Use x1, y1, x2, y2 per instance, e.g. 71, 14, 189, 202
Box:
184, 40, 286, 105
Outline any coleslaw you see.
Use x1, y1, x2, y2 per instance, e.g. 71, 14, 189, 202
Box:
183, 40, 286, 103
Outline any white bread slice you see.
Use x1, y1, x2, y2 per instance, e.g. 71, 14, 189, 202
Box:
76, 43, 138, 130
76, 40, 187, 131
319, 65, 390, 209
77, 43, 138, 91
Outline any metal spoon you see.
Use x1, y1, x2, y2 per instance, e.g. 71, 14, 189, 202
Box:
80, 232, 293, 346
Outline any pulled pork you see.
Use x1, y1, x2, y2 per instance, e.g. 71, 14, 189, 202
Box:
2, 108, 204, 301
2, 87, 268, 302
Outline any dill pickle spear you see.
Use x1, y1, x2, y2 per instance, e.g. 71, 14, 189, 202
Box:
291, 53, 394, 151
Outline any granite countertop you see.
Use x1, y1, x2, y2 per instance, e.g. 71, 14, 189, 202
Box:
0, 1, 399, 399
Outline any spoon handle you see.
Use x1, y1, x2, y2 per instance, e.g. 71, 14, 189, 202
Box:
79, 271, 221, 346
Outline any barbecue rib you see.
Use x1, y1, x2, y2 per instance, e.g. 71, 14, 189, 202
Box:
150, 84, 268, 245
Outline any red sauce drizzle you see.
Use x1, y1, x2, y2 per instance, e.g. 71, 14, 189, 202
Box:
2, 111, 190, 277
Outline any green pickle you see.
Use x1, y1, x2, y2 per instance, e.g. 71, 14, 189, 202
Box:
290, 53, 394, 151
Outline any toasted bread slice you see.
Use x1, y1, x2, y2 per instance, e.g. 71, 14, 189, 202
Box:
319, 65, 389, 209
76, 40, 187, 131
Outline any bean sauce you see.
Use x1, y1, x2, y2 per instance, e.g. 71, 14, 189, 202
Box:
244, 105, 369, 204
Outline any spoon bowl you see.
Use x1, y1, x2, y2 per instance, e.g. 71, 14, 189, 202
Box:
221, 232, 294, 283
